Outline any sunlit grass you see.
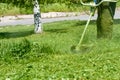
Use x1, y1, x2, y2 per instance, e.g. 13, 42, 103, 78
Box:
0, 1, 120, 16
0, 20, 120, 79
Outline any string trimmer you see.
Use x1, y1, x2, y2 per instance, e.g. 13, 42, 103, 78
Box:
71, 0, 117, 53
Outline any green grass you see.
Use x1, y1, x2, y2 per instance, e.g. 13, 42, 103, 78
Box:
41, 3, 83, 12
0, 3, 32, 16
0, 20, 120, 79
0, 1, 120, 16
117, 1, 120, 7
0, 3, 82, 16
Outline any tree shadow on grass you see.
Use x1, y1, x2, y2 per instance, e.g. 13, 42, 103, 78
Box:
0, 30, 34, 39
44, 20, 97, 33
45, 28, 68, 33
114, 19, 120, 24
75, 19, 120, 27
74, 20, 96, 27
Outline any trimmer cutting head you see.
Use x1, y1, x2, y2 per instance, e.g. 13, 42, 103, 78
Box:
71, 44, 94, 53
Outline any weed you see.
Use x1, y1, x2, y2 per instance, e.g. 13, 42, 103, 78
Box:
10, 38, 31, 58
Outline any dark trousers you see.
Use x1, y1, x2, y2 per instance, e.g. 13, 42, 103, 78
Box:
109, 2, 116, 16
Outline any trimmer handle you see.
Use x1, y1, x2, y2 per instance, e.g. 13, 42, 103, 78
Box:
80, 0, 117, 7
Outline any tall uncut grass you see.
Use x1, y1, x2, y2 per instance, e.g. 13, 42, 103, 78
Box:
0, 0, 120, 15
0, 0, 81, 15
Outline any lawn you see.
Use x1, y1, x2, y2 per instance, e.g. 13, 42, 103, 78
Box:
0, 20, 120, 80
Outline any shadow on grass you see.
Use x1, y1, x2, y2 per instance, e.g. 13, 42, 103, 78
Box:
45, 20, 97, 33
45, 28, 68, 33
0, 30, 34, 39
75, 19, 120, 27
74, 20, 96, 27
114, 19, 120, 24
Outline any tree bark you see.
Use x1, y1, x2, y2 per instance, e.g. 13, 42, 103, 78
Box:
34, 0, 42, 34
97, 2, 116, 39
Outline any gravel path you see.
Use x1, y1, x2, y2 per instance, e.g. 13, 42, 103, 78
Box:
0, 10, 120, 26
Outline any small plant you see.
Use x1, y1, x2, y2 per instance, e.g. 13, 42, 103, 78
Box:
10, 38, 31, 58
31, 42, 57, 54
40, 43, 55, 54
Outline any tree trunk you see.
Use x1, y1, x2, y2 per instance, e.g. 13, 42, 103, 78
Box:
97, 2, 116, 39
34, 0, 42, 34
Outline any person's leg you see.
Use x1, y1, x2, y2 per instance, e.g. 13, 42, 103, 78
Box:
97, 2, 113, 39
109, 2, 116, 17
